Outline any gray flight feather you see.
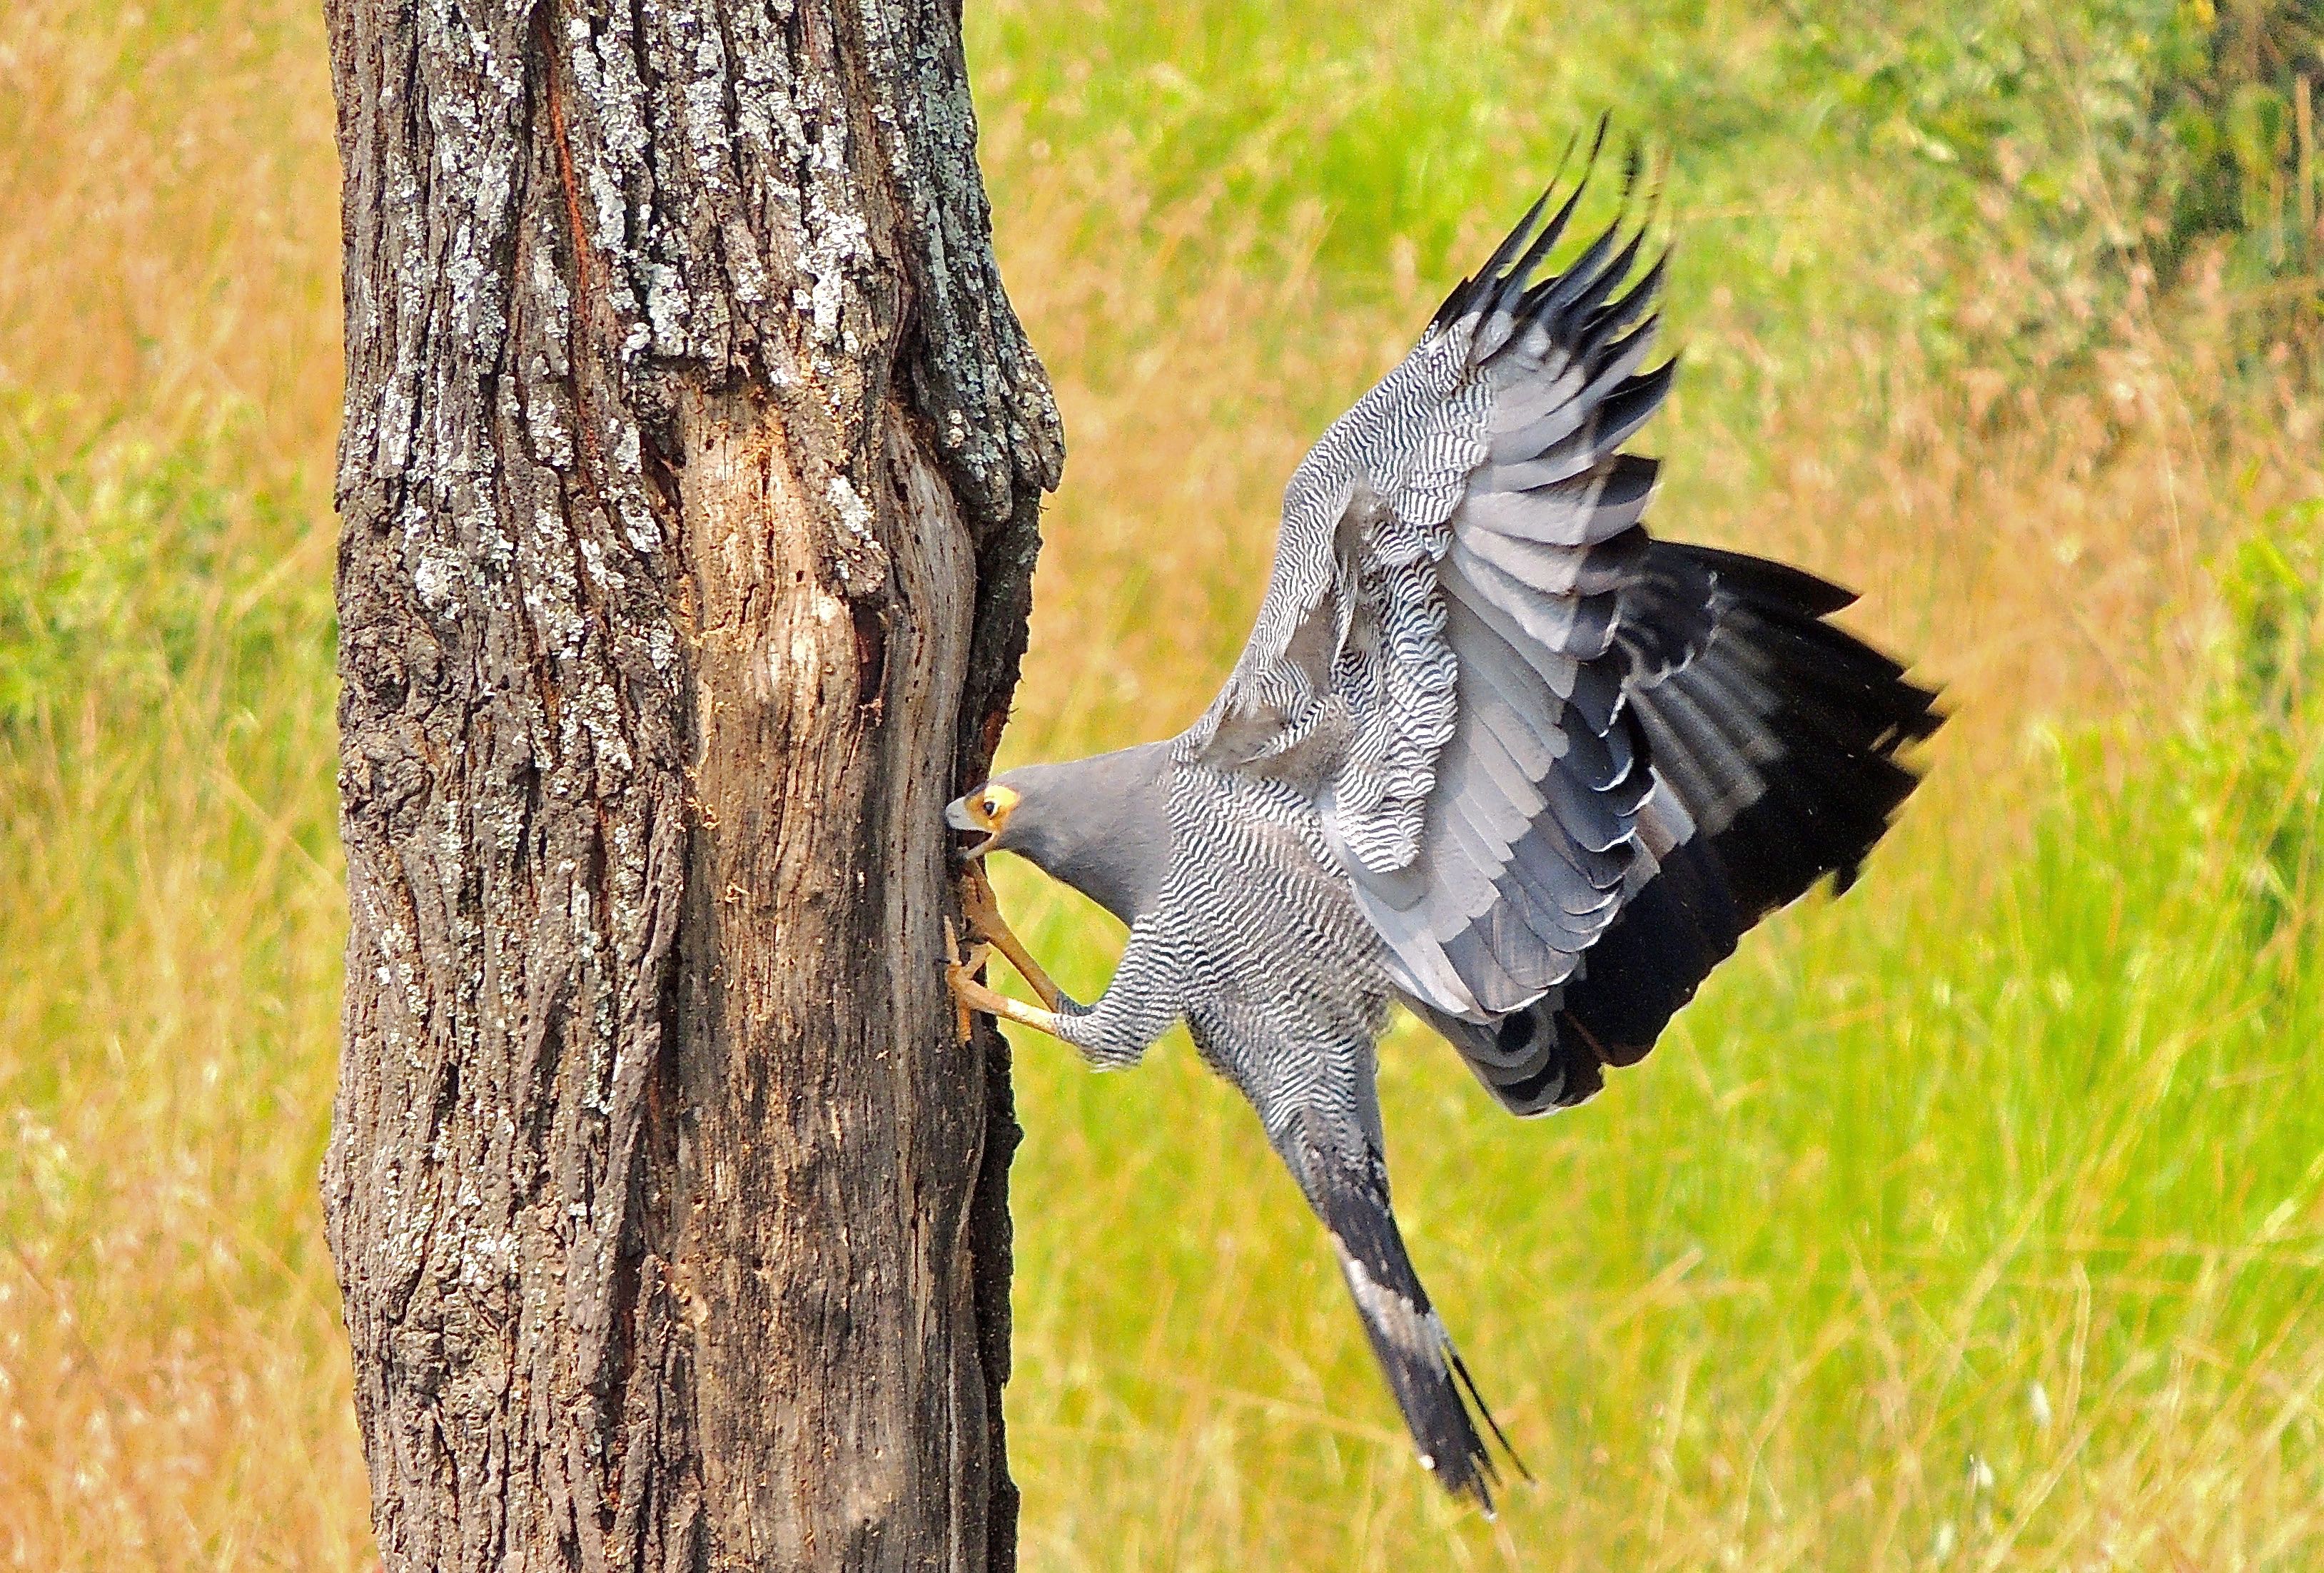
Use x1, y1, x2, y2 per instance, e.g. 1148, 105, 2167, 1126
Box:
948, 150, 1941, 1509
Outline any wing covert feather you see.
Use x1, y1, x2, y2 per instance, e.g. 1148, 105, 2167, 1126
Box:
1181, 152, 1682, 1021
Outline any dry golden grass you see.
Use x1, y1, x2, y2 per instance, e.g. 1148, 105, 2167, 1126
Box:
1, 2, 363, 1567
4, 0, 2320, 1567
985, 189, 2324, 1571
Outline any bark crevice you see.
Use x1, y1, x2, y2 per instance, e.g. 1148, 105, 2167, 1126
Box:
324, 2, 1054, 1567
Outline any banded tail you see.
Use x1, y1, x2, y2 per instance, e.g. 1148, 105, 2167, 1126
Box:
1290, 1126, 1527, 1512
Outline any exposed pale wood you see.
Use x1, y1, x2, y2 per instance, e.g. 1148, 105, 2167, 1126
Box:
321, 1, 1059, 1567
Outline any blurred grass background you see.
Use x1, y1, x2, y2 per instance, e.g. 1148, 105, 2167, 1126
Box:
2, 0, 2320, 1567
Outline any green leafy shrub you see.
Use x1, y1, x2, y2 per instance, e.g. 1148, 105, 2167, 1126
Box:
1792, 0, 2323, 371
0, 395, 330, 741
2148, 1, 2324, 283
2211, 510, 2324, 958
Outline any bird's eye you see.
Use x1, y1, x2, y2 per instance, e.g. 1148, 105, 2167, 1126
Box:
980, 794, 998, 818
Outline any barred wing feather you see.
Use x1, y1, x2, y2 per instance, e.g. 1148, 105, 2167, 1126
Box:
1184, 156, 1677, 1023
1428, 546, 1942, 1113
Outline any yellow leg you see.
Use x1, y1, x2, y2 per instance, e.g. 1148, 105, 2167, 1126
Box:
958, 863, 1063, 1010
944, 921, 986, 1044
945, 916, 1069, 1043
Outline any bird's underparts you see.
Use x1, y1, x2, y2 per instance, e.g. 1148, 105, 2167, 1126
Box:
940, 130, 1943, 1515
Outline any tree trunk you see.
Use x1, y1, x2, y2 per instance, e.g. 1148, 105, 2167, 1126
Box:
319, 1, 1061, 1567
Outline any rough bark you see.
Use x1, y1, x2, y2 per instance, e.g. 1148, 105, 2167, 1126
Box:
319, 1, 1060, 1568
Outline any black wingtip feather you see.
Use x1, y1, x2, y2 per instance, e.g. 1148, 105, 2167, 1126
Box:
1596, 358, 1680, 445
1552, 220, 1650, 330
1498, 174, 1599, 313
1527, 211, 1626, 323
1457, 541, 1942, 1117
1584, 108, 1612, 174
1581, 248, 1670, 362
1687, 542, 1861, 617
1434, 116, 1640, 334
1435, 176, 1562, 332
1590, 313, 1664, 383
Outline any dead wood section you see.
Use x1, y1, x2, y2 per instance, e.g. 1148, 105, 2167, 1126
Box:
322, 1, 1060, 1566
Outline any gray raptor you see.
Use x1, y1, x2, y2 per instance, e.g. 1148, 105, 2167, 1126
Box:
943, 148, 1942, 1512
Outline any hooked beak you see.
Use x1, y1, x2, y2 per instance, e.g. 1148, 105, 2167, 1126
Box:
944, 795, 996, 860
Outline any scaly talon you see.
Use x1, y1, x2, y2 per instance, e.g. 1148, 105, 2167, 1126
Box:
944, 911, 1019, 1045
944, 906, 1071, 1043
956, 863, 1064, 1011
943, 915, 971, 1050
949, 968, 1068, 1041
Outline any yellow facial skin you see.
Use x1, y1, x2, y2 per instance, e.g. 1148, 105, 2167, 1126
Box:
956, 783, 1020, 855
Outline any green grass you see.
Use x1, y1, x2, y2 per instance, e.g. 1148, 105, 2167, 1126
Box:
4, 0, 2321, 1566
992, 622, 2324, 1567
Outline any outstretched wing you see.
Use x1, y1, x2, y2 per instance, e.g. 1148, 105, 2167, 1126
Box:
1427, 542, 1944, 1113
1183, 142, 1677, 1022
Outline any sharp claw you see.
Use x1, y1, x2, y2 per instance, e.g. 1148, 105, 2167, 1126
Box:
944, 918, 972, 1043
959, 863, 1002, 939
954, 866, 1064, 1012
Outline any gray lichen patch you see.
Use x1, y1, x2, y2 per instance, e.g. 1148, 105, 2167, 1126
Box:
325, 0, 1054, 1565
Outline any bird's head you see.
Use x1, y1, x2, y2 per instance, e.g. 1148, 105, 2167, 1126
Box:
945, 778, 1024, 861
941, 746, 1173, 925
